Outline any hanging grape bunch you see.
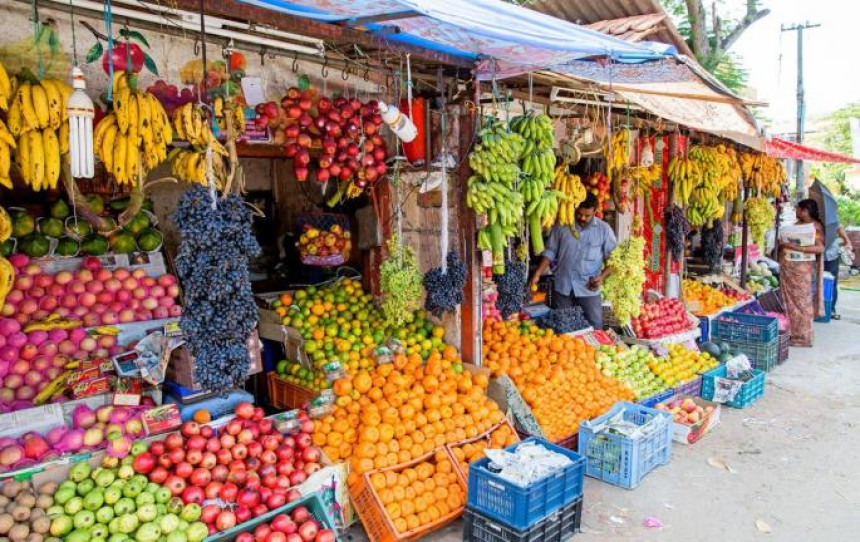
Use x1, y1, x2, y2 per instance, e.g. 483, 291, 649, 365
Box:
701, 220, 725, 272
602, 236, 646, 326
537, 307, 590, 334
423, 252, 467, 317
379, 235, 423, 327
172, 186, 261, 392
493, 259, 528, 319
666, 204, 691, 262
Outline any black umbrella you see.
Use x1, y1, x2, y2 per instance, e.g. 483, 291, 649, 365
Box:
809, 179, 839, 250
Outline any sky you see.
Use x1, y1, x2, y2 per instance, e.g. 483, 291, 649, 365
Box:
731, 0, 860, 132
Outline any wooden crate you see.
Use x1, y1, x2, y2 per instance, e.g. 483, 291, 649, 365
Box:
267, 372, 317, 410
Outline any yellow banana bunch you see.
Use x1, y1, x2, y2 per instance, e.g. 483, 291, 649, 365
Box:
172, 102, 228, 157
169, 148, 226, 187
629, 163, 662, 197
95, 71, 172, 185
552, 164, 586, 226
213, 96, 246, 134
668, 155, 701, 206
604, 127, 631, 179
33, 370, 71, 405
740, 151, 785, 197
0, 60, 11, 111
0, 254, 13, 309
5, 76, 70, 191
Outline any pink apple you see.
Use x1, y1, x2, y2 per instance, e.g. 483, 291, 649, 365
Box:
78, 292, 96, 307
82, 314, 100, 327
114, 268, 131, 280
39, 297, 59, 311
68, 281, 86, 295
86, 281, 104, 294
79, 337, 97, 352
96, 292, 114, 305
119, 309, 135, 323
115, 290, 132, 304
14, 276, 33, 291
132, 287, 148, 300
132, 269, 147, 280
101, 312, 119, 325
96, 269, 112, 282
123, 277, 139, 291
76, 269, 94, 282
72, 306, 89, 317
54, 271, 74, 285
153, 307, 169, 319
169, 305, 182, 317
142, 298, 159, 311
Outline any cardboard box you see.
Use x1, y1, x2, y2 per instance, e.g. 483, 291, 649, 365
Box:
166, 330, 263, 390
656, 394, 722, 445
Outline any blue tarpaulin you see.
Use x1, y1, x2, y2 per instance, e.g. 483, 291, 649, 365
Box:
241, 0, 672, 75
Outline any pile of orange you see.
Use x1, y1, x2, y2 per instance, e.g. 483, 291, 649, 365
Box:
368, 451, 466, 534
314, 348, 504, 484
448, 422, 519, 480
681, 279, 737, 316
482, 320, 634, 442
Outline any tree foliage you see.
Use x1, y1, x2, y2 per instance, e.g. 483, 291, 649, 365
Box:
661, 1, 770, 93
808, 101, 860, 224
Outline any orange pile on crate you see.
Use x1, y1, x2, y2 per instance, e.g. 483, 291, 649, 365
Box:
682, 279, 738, 316
482, 320, 634, 442
448, 421, 519, 481
363, 450, 467, 536
314, 347, 505, 483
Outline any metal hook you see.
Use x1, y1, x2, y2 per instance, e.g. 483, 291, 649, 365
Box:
321, 58, 329, 78
341, 63, 350, 81
193, 37, 200, 56
363, 67, 370, 82
292, 53, 299, 73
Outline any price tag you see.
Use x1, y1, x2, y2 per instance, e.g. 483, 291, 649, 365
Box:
323, 361, 348, 382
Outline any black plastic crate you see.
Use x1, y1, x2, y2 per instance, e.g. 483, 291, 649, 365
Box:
463, 497, 583, 542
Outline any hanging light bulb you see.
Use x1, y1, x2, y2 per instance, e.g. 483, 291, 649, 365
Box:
67, 66, 95, 178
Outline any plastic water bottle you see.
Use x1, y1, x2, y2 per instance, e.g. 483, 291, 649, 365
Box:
378, 101, 417, 143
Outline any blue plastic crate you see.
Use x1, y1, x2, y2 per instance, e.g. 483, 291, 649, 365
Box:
204, 492, 337, 541
467, 438, 584, 530
578, 402, 673, 489
463, 497, 583, 542
701, 365, 766, 408
712, 312, 779, 343
674, 376, 702, 397
722, 337, 779, 372
697, 316, 711, 342
637, 388, 675, 408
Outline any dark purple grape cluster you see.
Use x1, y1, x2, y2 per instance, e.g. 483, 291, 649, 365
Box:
666, 204, 691, 262
701, 220, 724, 272
493, 259, 528, 319
172, 186, 261, 392
537, 307, 590, 333
423, 252, 467, 317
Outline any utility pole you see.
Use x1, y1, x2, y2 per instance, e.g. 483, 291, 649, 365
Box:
782, 22, 820, 200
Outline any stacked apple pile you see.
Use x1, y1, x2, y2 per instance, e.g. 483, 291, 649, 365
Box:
235, 506, 336, 542
631, 297, 694, 339
655, 397, 715, 425
131, 402, 324, 536
276, 88, 387, 186
3, 255, 181, 327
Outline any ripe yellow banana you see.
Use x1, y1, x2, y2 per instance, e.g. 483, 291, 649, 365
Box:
0, 144, 11, 188
39, 79, 63, 129
31, 84, 50, 129
29, 130, 45, 191
42, 129, 61, 189
59, 121, 69, 155
17, 82, 38, 132
15, 127, 30, 184
0, 119, 15, 148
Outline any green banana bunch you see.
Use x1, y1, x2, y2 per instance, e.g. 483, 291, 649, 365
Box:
511, 112, 554, 150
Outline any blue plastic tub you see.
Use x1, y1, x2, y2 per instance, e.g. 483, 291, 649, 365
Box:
701, 365, 766, 408
712, 312, 779, 343
815, 299, 833, 323
578, 402, 673, 490
467, 438, 584, 530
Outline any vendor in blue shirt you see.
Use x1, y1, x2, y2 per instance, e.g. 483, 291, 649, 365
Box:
529, 192, 617, 329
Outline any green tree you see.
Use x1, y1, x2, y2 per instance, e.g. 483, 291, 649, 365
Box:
808, 101, 860, 194
661, 1, 771, 92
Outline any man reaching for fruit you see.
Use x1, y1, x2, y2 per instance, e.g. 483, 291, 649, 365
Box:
530, 193, 617, 328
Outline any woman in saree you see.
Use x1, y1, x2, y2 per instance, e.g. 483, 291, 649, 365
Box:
779, 199, 825, 347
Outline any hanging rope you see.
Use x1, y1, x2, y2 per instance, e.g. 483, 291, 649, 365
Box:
68, 0, 78, 66
104, 0, 114, 101
32, 0, 44, 79
440, 109, 449, 274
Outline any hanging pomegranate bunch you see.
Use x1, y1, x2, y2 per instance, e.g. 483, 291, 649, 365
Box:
279, 89, 388, 192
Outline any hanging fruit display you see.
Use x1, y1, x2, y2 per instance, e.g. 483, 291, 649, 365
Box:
379, 235, 423, 327
602, 236, 646, 326
665, 204, 691, 262
552, 164, 586, 226
740, 152, 785, 196
604, 127, 630, 178
93, 71, 172, 184
1, 66, 72, 191
168, 103, 230, 186
423, 252, 467, 317
172, 186, 260, 392
745, 196, 776, 249
468, 117, 525, 274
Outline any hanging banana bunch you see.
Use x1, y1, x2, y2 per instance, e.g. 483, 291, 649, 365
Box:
168, 102, 231, 186
93, 71, 172, 185
511, 112, 555, 186
552, 164, 586, 227
740, 151, 785, 197
629, 163, 662, 197
213, 95, 246, 134
467, 117, 526, 274
168, 147, 228, 187
604, 127, 630, 179
3, 67, 71, 191
668, 154, 702, 206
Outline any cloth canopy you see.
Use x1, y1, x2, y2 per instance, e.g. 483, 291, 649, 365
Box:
765, 138, 860, 164
240, 0, 671, 76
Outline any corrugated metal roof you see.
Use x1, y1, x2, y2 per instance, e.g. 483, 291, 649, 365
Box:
527, 0, 694, 56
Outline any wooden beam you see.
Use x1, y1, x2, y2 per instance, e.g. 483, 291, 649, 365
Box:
167, 0, 474, 68
336, 10, 421, 26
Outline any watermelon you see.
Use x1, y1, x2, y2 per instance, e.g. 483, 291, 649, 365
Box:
699, 341, 721, 357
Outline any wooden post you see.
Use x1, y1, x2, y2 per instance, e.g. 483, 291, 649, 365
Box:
740, 188, 750, 288
457, 101, 479, 365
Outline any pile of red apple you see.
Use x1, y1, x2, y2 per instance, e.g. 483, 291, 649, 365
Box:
255, 87, 387, 187
131, 402, 324, 535
235, 506, 335, 542
631, 298, 694, 339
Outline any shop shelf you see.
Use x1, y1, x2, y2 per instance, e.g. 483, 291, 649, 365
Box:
466, 438, 584, 530
578, 402, 673, 489
462, 497, 582, 542
701, 365, 766, 409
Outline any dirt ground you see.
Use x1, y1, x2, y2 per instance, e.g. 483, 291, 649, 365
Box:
348, 290, 860, 542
